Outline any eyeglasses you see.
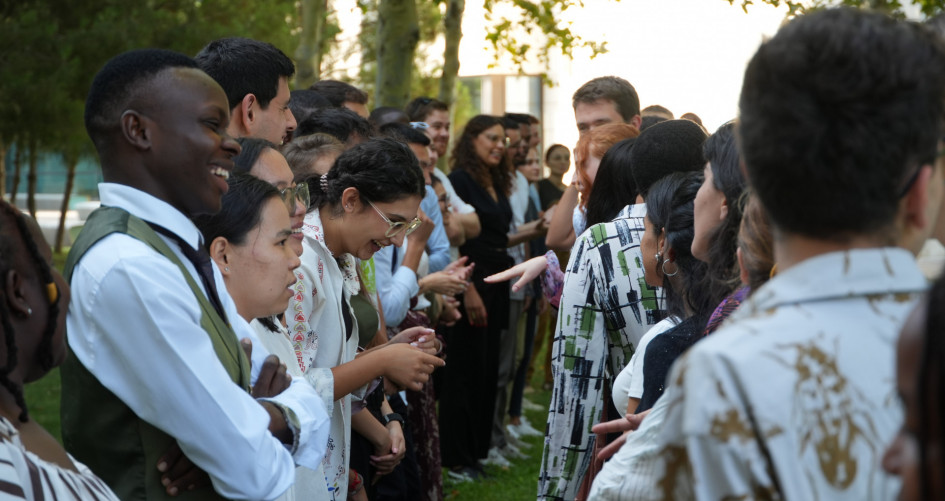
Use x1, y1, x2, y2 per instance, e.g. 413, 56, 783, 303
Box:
367, 200, 423, 238
279, 183, 310, 214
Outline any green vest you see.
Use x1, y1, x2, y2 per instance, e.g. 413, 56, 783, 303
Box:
61, 206, 252, 501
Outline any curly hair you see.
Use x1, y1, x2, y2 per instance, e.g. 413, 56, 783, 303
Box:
573, 122, 639, 209
449, 115, 512, 195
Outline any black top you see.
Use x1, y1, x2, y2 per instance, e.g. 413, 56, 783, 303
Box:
537, 179, 565, 211
449, 169, 512, 271
635, 316, 702, 413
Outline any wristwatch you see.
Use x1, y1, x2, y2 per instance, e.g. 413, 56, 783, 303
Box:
383, 412, 404, 426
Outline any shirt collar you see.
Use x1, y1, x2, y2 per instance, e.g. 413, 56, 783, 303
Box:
616, 202, 647, 220
98, 183, 203, 250
738, 247, 926, 317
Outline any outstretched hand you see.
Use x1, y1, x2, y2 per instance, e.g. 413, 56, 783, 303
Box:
484, 255, 548, 293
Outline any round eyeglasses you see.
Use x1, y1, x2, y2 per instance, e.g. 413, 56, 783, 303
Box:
367, 200, 422, 238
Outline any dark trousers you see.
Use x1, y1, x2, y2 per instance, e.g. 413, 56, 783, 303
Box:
438, 271, 508, 468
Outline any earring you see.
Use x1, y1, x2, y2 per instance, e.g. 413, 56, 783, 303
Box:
224, 267, 230, 272
26, 307, 32, 317
655, 252, 662, 264
662, 260, 679, 277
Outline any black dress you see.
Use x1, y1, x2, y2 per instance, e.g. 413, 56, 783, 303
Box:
635, 316, 702, 413
439, 169, 512, 469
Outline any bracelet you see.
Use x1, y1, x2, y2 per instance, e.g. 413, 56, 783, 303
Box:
348, 470, 363, 496
383, 412, 405, 426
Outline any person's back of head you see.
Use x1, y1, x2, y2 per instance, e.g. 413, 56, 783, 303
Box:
295, 107, 375, 146
289, 89, 332, 126
584, 138, 637, 228
739, 7, 945, 245
370, 106, 410, 128
630, 119, 708, 200
195, 37, 295, 112
640, 115, 669, 132
642, 104, 674, 120
680, 112, 703, 127
310, 80, 369, 117
282, 133, 344, 181
379, 122, 431, 147
572, 76, 641, 125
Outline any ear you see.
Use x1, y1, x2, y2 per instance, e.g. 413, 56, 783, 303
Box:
657, 228, 668, 258
720, 197, 729, 221
903, 164, 936, 232
239, 94, 258, 129
630, 115, 642, 131
208, 237, 230, 275
737, 247, 749, 286
340, 187, 361, 213
120, 110, 151, 150
663, 244, 676, 265
4, 269, 31, 318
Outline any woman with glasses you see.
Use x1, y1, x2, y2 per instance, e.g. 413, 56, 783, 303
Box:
438, 115, 514, 480
283, 138, 445, 499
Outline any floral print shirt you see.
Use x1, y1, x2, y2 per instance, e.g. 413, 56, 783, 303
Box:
590, 248, 925, 500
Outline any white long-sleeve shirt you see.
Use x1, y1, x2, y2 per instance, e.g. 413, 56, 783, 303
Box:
67, 183, 330, 501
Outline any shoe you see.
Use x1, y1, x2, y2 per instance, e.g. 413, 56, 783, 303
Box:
517, 417, 544, 437
506, 423, 522, 441
479, 447, 512, 468
446, 468, 473, 483
506, 428, 532, 450
521, 398, 544, 412
500, 443, 529, 460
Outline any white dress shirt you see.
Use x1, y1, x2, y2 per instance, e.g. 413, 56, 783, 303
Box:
67, 183, 330, 501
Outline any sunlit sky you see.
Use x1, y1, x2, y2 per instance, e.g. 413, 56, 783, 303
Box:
333, 0, 793, 151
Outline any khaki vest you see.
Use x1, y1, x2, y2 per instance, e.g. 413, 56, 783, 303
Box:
61, 206, 251, 500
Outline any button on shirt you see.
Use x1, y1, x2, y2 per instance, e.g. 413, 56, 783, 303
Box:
67, 183, 330, 501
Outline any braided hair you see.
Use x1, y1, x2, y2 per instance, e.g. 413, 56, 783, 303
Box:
0, 200, 60, 422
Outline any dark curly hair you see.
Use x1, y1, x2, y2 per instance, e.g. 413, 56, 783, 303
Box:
449, 115, 511, 195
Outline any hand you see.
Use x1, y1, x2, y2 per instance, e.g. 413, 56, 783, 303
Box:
484, 255, 548, 293
438, 295, 462, 327
463, 284, 487, 327
382, 343, 445, 391
406, 207, 434, 248
591, 410, 651, 461
157, 444, 210, 496
443, 256, 475, 282
420, 270, 468, 296
388, 326, 438, 355
371, 421, 405, 476
242, 338, 292, 399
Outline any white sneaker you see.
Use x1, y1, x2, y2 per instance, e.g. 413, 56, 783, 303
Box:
511, 420, 544, 437
479, 447, 512, 468
500, 443, 529, 460
506, 423, 522, 440
521, 398, 544, 412
445, 469, 473, 483
506, 428, 532, 450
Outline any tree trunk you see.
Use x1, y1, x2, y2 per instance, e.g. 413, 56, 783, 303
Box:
0, 136, 6, 201
10, 142, 22, 206
375, 0, 419, 108
438, 0, 464, 107
294, 0, 327, 88
55, 153, 78, 253
27, 138, 37, 218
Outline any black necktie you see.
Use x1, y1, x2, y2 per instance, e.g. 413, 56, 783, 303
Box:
148, 223, 229, 325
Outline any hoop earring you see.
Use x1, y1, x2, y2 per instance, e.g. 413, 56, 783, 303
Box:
661, 259, 679, 277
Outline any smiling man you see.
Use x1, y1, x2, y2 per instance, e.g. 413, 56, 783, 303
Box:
62, 49, 329, 501
196, 37, 297, 146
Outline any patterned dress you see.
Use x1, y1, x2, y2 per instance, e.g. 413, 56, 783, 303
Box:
538, 203, 662, 500
590, 248, 925, 500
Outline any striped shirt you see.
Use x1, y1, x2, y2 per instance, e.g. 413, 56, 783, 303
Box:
0, 417, 118, 500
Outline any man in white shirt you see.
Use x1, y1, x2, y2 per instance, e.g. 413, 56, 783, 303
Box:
590, 9, 945, 500
63, 49, 329, 501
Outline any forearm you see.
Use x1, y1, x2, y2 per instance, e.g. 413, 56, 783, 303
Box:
351, 408, 389, 448
459, 212, 481, 239
330, 352, 386, 400
545, 185, 578, 251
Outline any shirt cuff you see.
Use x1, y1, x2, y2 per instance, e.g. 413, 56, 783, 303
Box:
265, 377, 331, 471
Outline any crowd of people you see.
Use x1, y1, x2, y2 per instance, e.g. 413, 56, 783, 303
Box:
2, 6, 945, 501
